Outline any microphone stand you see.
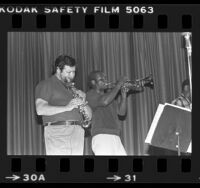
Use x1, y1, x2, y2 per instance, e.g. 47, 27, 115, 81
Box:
175, 131, 181, 156
182, 32, 192, 103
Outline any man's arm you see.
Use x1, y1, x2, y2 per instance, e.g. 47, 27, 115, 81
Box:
99, 84, 121, 106
98, 77, 127, 106
172, 98, 183, 107
174, 99, 183, 107
118, 87, 128, 116
35, 98, 85, 116
118, 97, 127, 116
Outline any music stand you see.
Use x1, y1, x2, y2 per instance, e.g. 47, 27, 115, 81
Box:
145, 103, 191, 155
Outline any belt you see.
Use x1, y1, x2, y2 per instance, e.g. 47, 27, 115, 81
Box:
44, 120, 82, 126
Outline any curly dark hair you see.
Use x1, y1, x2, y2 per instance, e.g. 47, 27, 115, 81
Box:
52, 55, 76, 74
182, 79, 190, 91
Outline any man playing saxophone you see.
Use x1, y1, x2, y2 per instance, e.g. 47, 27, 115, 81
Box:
35, 55, 92, 155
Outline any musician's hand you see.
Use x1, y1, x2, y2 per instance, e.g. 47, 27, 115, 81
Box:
75, 90, 86, 101
67, 98, 86, 110
80, 105, 93, 120
116, 76, 128, 88
121, 87, 129, 99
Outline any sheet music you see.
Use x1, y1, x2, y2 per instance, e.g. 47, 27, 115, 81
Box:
164, 103, 191, 112
145, 104, 165, 144
187, 142, 192, 153
145, 103, 191, 153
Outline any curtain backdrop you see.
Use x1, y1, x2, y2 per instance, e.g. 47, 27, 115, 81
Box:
7, 32, 188, 155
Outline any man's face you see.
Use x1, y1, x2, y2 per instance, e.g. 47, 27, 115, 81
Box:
59, 65, 76, 83
183, 85, 191, 99
95, 73, 107, 90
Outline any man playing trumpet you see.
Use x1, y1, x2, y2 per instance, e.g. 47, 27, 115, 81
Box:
86, 71, 144, 156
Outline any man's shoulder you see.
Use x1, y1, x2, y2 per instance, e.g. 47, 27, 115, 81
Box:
36, 75, 55, 87
86, 89, 100, 101
86, 89, 96, 96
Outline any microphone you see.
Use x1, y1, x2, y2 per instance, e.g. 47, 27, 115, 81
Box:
181, 32, 191, 46
181, 32, 192, 55
181, 32, 191, 37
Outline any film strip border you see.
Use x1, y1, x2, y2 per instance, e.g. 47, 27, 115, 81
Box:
9, 157, 191, 173
0, 5, 196, 31
1, 4, 200, 183
9, 14, 192, 30
2, 157, 193, 183
0, 13, 193, 30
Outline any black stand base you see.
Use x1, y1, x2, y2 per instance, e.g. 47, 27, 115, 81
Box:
147, 145, 190, 156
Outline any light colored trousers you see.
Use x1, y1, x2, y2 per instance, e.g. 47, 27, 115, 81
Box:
44, 124, 84, 155
92, 134, 127, 156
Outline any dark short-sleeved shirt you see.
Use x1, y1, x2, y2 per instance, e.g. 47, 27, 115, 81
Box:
86, 89, 121, 137
35, 75, 82, 124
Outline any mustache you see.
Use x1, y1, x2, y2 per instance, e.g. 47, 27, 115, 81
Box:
65, 77, 74, 82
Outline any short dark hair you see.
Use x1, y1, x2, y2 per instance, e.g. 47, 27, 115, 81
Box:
53, 55, 76, 74
87, 70, 103, 89
182, 79, 190, 91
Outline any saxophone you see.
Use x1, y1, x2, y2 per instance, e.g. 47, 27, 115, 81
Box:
67, 82, 91, 128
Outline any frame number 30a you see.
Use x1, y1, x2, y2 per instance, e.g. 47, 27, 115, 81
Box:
23, 174, 45, 182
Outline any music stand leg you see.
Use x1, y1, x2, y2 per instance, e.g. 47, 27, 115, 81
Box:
176, 132, 181, 156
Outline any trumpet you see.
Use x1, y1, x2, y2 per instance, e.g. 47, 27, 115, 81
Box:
105, 74, 154, 90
